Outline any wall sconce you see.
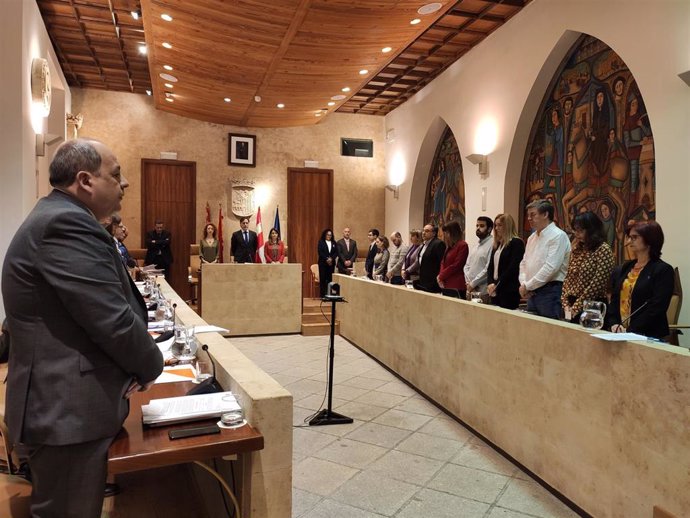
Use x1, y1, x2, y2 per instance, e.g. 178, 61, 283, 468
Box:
385, 184, 400, 199
466, 154, 489, 176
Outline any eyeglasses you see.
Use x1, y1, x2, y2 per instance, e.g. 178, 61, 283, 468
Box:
628, 233, 640, 241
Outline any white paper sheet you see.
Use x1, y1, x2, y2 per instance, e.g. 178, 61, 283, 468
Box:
142, 391, 241, 425
593, 332, 649, 341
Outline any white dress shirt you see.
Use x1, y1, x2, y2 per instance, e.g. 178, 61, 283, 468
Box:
519, 222, 571, 291
463, 235, 493, 294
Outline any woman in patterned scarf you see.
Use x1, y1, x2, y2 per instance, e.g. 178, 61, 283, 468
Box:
561, 211, 615, 323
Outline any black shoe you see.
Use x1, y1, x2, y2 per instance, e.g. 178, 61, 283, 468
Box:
104, 482, 121, 498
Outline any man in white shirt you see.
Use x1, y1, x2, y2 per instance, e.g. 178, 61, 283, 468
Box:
464, 217, 494, 299
519, 199, 571, 319
386, 232, 409, 285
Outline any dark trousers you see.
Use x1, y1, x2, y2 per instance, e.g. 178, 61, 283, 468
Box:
527, 282, 563, 319
27, 436, 113, 518
390, 275, 404, 285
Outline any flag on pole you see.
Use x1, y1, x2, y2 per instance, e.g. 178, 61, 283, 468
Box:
273, 205, 281, 238
205, 202, 211, 225
217, 204, 224, 263
255, 206, 265, 263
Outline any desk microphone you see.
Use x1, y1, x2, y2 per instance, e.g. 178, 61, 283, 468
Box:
618, 301, 648, 328
172, 303, 177, 324
186, 344, 223, 395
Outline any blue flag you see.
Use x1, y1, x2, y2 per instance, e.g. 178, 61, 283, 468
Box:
273, 206, 281, 237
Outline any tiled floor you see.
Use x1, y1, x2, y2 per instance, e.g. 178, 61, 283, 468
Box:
232, 334, 581, 518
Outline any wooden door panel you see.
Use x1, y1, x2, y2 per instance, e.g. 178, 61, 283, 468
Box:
141, 159, 196, 297
287, 168, 333, 297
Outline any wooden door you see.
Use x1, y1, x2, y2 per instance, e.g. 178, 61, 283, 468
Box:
141, 159, 196, 297
287, 168, 333, 297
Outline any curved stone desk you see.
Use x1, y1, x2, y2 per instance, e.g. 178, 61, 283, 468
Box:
336, 275, 690, 518
160, 280, 292, 518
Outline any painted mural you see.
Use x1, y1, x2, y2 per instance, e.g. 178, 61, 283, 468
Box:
424, 126, 466, 234
521, 34, 655, 261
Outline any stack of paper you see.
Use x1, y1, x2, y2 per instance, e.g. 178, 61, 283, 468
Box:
142, 391, 241, 426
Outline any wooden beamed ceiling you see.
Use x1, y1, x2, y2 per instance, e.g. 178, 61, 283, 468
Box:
37, 0, 529, 127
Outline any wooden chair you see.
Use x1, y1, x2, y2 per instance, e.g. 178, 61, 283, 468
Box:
189, 244, 201, 304
129, 248, 147, 266
310, 264, 320, 298
666, 267, 688, 346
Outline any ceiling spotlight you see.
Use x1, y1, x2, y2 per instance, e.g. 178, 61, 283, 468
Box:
165, 97, 173, 102
315, 112, 322, 117
145, 89, 151, 96
224, 97, 231, 103
382, 47, 392, 53
277, 103, 285, 108
165, 92, 173, 98
159, 73, 177, 82
359, 69, 368, 75
163, 65, 173, 71
330, 94, 346, 101
341, 87, 350, 92
138, 44, 147, 55
254, 95, 262, 102
161, 13, 173, 22
162, 42, 172, 49
327, 101, 335, 106
164, 83, 173, 88
418, 2, 443, 15
131, 10, 141, 20
410, 18, 421, 25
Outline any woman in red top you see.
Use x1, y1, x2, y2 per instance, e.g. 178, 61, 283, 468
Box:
264, 227, 285, 263
437, 220, 469, 297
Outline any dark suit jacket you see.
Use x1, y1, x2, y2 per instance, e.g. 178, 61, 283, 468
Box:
231, 229, 258, 263
365, 242, 378, 279
317, 239, 338, 270
2, 190, 163, 446
336, 238, 358, 273
605, 259, 674, 339
487, 237, 525, 309
438, 241, 469, 291
417, 238, 446, 292
144, 229, 173, 267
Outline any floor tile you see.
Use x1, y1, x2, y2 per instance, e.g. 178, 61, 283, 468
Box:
292, 427, 337, 456
313, 438, 388, 469
330, 471, 419, 516
359, 367, 399, 382
396, 488, 491, 518
366, 449, 444, 486
495, 479, 580, 518
330, 383, 371, 401
450, 441, 519, 477
486, 507, 536, 518
340, 376, 389, 390
292, 457, 358, 496
344, 422, 412, 448
427, 463, 510, 504
284, 378, 327, 400
309, 418, 365, 437
395, 431, 467, 461
300, 498, 388, 518
292, 487, 322, 518
295, 394, 347, 412
372, 408, 432, 431
334, 400, 388, 421
354, 390, 409, 409
417, 416, 474, 441
394, 396, 442, 417
375, 380, 419, 397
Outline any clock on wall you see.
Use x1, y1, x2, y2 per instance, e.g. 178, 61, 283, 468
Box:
31, 57, 51, 117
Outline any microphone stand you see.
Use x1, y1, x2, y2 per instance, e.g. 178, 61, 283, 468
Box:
309, 296, 353, 427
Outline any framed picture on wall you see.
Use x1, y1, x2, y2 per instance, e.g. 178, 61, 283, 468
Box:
228, 133, 256, 167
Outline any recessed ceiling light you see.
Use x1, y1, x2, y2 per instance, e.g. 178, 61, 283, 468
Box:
341, 87, 350, 92
145, 89, 151, 96
327, 101, 335, 106
330, 94, 346, 101
224, 97, 231, 103
161, 13, 173, 22
418, 2, 443, 15
162, 42, 172, 49
131, 10, 141, 20
165, 98, 173, 102
382, 47, 392, 53
159, 73, 177, 82
164, 83, 173, 89
359, 69, 368, 75
163, 65, 173, 71
410, 18, 421, 25
315, 112, 322, 117
254, 95, 262, 102
277, 103, 285, 108
165, 92, 173, 97
138, 44, 147, 55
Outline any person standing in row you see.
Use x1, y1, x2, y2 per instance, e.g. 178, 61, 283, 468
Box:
487, 214, 525, 309
336, 227, 358, 274
264, 227, 285, 263
317, 228, 338, 297
437, 221, 469, 298
2, 139, 163, 518
415, 224, 446, 292
386, 232, 408, 285
231, 216, 258, 263
199, 223, 219, 264
364, 228, 380, 279
145, 219, 173, 279
464, 217, 494, 299
401, 229, 422, 283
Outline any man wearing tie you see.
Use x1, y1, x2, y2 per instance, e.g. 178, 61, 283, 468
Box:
2, 139, 164, 517
231, 216, 258, 263
336, 227, 358, 274
364, 228, 380, 279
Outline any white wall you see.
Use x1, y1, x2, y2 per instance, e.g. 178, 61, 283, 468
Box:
0, 0, 70, 319
384, 0, 690, 341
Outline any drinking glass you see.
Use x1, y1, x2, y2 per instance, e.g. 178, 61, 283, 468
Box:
579, 300, 606, 330
470, 291, 482, 303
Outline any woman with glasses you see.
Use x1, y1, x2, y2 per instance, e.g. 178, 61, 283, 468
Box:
605, 221, 674, 339
373, 235, 390, 280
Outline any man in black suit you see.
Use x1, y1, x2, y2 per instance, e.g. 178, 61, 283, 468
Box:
364, 228, 379, 279
231, 216, 258, 263
2, 139, 164, 518
415, 224, 446, 292
145, 220, 173, 279
336, 227, 358, 274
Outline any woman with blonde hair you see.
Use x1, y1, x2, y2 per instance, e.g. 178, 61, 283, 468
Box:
486, 214, 525, 309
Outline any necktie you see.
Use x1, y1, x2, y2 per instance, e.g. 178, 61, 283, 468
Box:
244, 231, 248, 243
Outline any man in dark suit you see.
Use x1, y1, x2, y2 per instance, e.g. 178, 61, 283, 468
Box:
415, 223, 446, 292
231, 216, 258, 263
2, 139, 164, 518
145, 220, 173, 279
364, 228, 379, 279
336, 227, 358, 274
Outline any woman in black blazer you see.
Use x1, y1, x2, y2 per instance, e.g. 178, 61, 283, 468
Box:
486, 214, 525, 309
317, 228, 338, 298
605, 221, 674, 339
